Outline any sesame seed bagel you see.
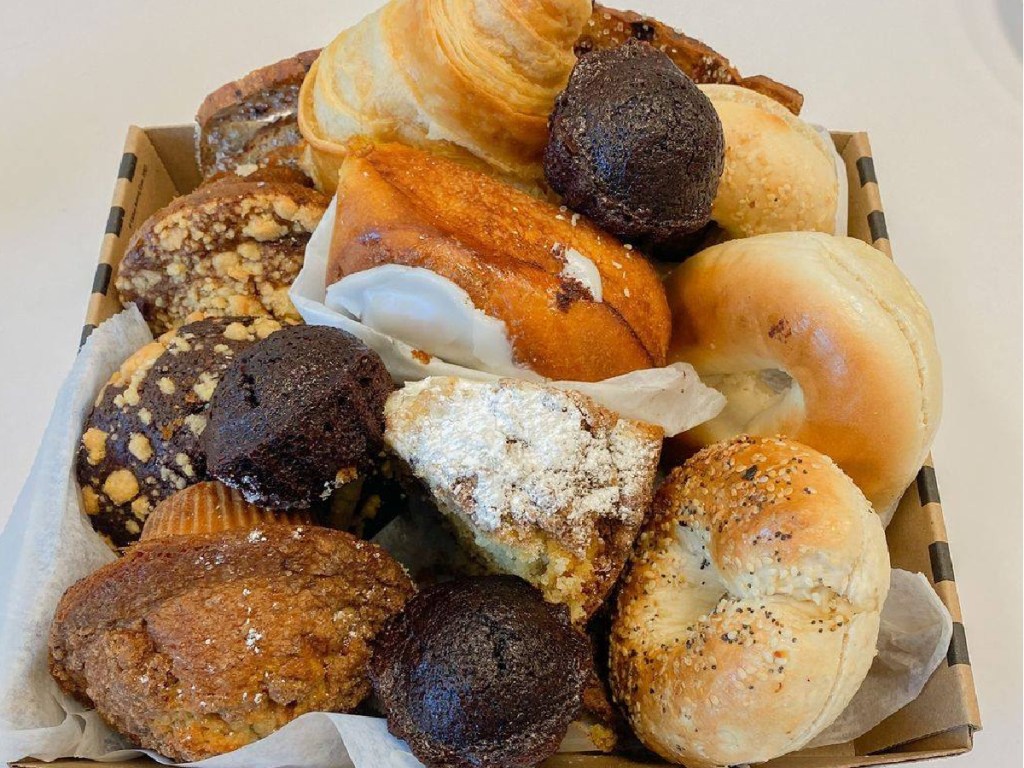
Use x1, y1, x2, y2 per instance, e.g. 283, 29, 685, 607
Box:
698, 85, 838, 238
665, 231, 942, 522
610, 436, 890, 768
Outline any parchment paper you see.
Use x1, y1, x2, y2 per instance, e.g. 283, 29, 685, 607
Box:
0, 309, 951, 768
290, 197, 726, 437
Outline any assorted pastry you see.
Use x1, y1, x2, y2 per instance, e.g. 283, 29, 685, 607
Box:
50, 481, 414, 761
55, 1, 944, 767
116, 166, 328, 332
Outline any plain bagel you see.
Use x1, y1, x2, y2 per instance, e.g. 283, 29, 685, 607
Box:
665, 231, 941, 521
610, 436, 890, 768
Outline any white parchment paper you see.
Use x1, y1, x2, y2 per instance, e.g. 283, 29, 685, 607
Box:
0, 308, 952, 767
810, 569, 953, 747
290, 197, 726, 437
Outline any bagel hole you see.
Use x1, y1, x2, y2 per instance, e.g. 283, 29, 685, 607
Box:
702, 369, 802, 434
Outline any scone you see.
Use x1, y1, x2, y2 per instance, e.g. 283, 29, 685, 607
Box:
77, 316, 281, 546
116, 172, 328, 333
49, 498, 415, 761
384, 377, 662, 622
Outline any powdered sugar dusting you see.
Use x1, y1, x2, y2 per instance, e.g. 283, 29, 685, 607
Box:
384, 378, 658, 554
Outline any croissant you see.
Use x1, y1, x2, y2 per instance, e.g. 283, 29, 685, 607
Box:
299, 0, 591, 191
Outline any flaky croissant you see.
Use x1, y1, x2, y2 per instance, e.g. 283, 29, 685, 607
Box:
299, 0, 590, 191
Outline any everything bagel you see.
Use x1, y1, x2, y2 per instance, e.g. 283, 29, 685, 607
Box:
610, 436, 890, 767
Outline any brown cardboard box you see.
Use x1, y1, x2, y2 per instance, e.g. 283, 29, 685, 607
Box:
15, 127, 982, 768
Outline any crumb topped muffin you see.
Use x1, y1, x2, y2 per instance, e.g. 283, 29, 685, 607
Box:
77, 316, 281, 546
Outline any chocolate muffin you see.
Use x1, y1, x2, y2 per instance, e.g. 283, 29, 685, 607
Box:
203, 325, 394, 509
370, 576, 593, 768
77, 316, 282, 547
544, 39, 724, 246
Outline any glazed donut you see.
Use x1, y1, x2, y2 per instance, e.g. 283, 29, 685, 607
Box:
699, 84, 840, 238
665, 231, 941, 520
610, 436, 890, 768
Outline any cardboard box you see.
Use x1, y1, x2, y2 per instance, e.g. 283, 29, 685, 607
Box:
17, 126, 982, 768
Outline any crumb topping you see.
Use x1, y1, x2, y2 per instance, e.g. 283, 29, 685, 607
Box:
116, 183, 327, 333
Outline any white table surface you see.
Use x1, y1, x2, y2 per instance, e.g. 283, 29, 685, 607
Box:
0, 1, 1019, 766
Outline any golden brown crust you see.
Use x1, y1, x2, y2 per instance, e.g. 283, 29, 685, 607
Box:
579, 5, 804, 115
196, 50, 320, 177
49, 525, 415, 761
141, 481, 312, 540
116, 176, 328, 334
610, 436, 889, 767
301, 0, 590, 191
664, 232, 942, 519
328, 143, 671, 382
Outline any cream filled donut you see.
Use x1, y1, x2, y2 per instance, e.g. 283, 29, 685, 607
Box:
610, 436, 890, 768
665, 231, 941, 520
700, 84, 840, 238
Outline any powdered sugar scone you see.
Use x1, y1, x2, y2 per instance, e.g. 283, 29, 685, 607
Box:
384, 376, 662, 622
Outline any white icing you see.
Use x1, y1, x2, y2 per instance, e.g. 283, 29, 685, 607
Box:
326, 264, 522, 375
559, 246, 603, 301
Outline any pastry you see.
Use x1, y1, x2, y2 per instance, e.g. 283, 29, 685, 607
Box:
577, 4, 804, 115
77, 316, 282, 547
700, 84, 839, 238
545, 39, 724, 245
203, 325, 394, 509
140, 480, 311, 540
193, 5, 803, 190
49, 505, 414, 761
325, 142, 671, 382
196, 49, 320, 178
115, 171, 328, 333
610, 436, 890, 767
664, 231, 942, 520
384, 376, 662, 622
298, 0, 591, 191
370, 576, 592, 768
